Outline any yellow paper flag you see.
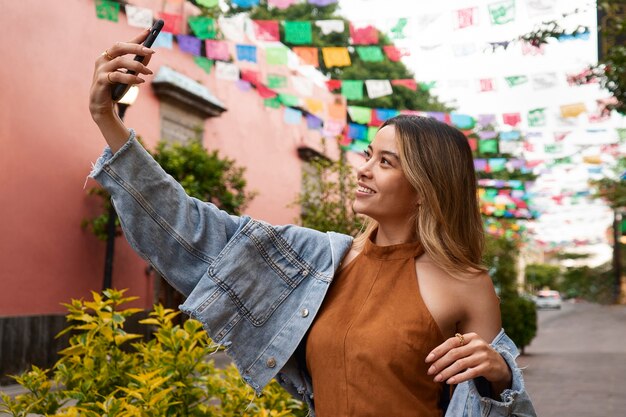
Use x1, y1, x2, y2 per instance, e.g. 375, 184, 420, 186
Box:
305, 98, 324, 116
560, 103, 586, 118
322, 47, 351, 68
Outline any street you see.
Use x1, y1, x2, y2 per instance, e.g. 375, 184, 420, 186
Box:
518, 301, 626, 416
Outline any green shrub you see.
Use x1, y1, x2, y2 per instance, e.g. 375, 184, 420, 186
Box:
500, 295, 537, 354
0, 289, 307, 417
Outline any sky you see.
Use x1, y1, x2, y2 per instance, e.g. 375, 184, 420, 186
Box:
338, 0, 622, 266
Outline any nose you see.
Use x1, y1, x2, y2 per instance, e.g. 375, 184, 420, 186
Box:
356, 158, 373, 180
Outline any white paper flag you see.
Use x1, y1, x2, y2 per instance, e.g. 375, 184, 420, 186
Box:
215, 61, 240, 81
125, 5, 154, 29
365, 80, 393, 99
314, 20, 345, 35
531, 72, 558, 90
218, 16, 246, 43
526, 0, 556, 17
292, 76, 314, 97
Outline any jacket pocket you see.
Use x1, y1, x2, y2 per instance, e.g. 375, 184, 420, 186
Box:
207, 220, 314, 327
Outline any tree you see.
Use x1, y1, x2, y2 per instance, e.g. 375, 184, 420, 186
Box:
525, 263, 561, 292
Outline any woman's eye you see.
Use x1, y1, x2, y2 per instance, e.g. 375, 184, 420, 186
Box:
381, 158, 391, 165
363, 151, 371, 160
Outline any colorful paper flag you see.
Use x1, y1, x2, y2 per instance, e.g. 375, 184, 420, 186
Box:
269, 0, 297, 9
153, 32, 173, 49
205, 40, 230, 61
455, 7, 478, 29
560, 103, 587, 118
197, 0, 219, 7
292, 76, 314, 97
504, 75, 528, 87
480, 79, 496, 92
477, 114, 497, 128
383, 45, 406, 62
125, 5, 153, 28
478, 131, 498, 140
373, 108, 399, 125
328, 99, 347, 120
347, 106, 372, 124
502, 113, 521, 127
488, 0, 516, 25
215, 61, 240, 81
315, 20, 345, 35
193, 57, 213, 74
267, 74, 287, 89
292, 47, 319, 66
348, 123, 367, 140
266, 46, 289, 65
159, 12, 182, 34
218, 16, 246, 42
232, 0, 260, 8
308, 0, 338, 6
468, 138, 478, 151
284, 21, 313, 45
241, 69, 260, 85
526, 0, 556, 17
264, 97, 281, 108
322, 47, 351, 67
306, 114, 323, 130
341, 80, 364, 100
236, 44, 258, 63
367, 126, 378, 142
256, 84, 278, 99
236, 80, 253, 92
389, 18, 408, 39
350, 23, 379, 45
356, 46, 384, 62
305, 98, 324, 115
253, 20, 280, 41
500, 131, 521, 140
527, 108, 547, 127
278, 93, 299, 107
284, 107, 303, 125
365, 80, 393, 99
177, 35, 201, 56
95, 0, 120, 22
531, 72, 558, 90
451, 114, 476, 130
188, 16, 217, 39
326, 80, 342, 91
391, 79, 417, 90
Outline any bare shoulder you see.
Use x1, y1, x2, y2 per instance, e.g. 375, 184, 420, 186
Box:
415, 253, 501, 339
339, 246, 361, 272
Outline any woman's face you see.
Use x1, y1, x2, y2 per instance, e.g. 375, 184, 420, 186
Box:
353, 125, 419, 224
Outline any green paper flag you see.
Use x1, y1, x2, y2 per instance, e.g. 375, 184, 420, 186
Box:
267, 74, 287, 89
284, 21, 312, 45
367, 126, 378, 142
528, 108, 546, 127
264, 97, 281, 109
390, 18, 408, 39
504, 75, 528, 87
356, 46, 384, 62
544, 143, 562, 153
266, 47, 288, 65
193, 57, 214, 74
188, 16, 217, 40
341, 80, 364, 100
197, 0, 219, 7
95, 0, 119, 22
488, 0, 515, 25
420, 81, 437, 91
479, 139, 499, 154
617, 128, 626, 142
278, 94, 299, 107
348, 105, 371, 124
489, 158, 507, 172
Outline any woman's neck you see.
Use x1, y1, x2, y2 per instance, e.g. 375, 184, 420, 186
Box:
373, 223, 417, 246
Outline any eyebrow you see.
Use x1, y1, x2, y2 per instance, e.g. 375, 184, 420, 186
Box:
367, 145, 400, 161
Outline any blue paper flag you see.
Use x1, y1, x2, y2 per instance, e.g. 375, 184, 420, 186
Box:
374, 108, 399, 122
348, 123, 367, 140
236, 44, 258, 63
450, 113, 475, 130
153, 32, 173, 49
500, 130, 522, 140
232, 0, 260, 8
284, 107, 302, 125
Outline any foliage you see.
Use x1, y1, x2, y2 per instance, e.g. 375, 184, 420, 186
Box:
589, 156, 626, 210
293, 153, 363, 235
83, 139, 255, 240
499, 295, 537, 354
560, 264, 615, 304
483, 234, 520, 298
0, 289, 307, 417
525, 263, 561, 292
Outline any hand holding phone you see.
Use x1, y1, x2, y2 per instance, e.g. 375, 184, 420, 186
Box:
111, 19, 164, 101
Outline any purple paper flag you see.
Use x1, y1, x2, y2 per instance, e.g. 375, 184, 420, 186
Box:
177, 35, 201, 56
306, 114, 323, 130
478, 114, 497, 127
478, 130, 498, 139
236, 80, 252, 91
308, 0, 338, 5
426, 111, 446, 123
474, 159, 488, 172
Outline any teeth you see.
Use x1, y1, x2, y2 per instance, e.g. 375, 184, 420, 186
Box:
358, 186, 375, 194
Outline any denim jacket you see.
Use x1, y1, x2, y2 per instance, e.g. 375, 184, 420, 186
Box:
90, 130, 536, 417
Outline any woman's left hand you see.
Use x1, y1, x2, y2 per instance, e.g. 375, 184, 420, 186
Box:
425, 332, 512, 386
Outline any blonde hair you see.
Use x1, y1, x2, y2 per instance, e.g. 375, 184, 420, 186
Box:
353, 115, 486, 275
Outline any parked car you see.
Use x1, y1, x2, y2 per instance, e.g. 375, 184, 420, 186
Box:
533, 290, 562, 309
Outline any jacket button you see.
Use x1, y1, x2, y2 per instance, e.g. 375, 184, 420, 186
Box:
266, 357, 276, 368
301, 269, 309, 276
300, 308, 309, 318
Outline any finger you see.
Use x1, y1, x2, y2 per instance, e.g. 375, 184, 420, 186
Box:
427, 343, 474, 376
445, 365, 485, 385
102, 71, 146, 87
431, 345, 489, 383
425, 332, 474, 363
128, 27, 151, 44
103, 41, 155, 63
103, 56, 154, 76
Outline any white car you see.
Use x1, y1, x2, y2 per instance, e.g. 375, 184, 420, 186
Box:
534, 290, 562, 309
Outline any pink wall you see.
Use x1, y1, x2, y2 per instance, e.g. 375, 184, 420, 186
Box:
0, 0, 339, 316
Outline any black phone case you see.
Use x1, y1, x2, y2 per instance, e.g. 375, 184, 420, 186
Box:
111, 19, 164, 102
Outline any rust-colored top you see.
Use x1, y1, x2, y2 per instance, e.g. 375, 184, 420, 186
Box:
305, 233, 445, 417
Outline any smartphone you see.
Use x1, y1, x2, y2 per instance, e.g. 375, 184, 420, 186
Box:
111, 19, 164, 102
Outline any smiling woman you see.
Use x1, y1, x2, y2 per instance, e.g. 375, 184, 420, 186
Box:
88, 31, 535, 416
